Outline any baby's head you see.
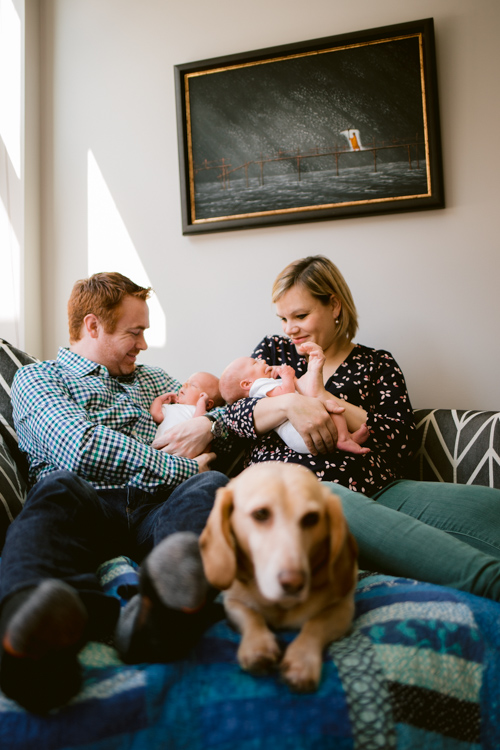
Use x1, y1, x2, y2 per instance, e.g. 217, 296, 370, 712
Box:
177, 372, 224, 409
219, 357, 271, 405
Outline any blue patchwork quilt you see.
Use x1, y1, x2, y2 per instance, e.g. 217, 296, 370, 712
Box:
1, 557, 500, 750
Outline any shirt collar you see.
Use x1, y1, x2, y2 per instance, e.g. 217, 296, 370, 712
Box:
56, 347, 141, 383
57, 347, 111, 378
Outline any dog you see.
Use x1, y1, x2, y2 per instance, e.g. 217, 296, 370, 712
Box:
199, 461, 358, 692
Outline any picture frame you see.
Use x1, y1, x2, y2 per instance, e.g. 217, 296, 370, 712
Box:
174, 18, 444, 234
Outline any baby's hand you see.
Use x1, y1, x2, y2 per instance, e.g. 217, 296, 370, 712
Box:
198, 392, 210, 409
269, 365, 283, 379
192, 392, 211, 418
162, 392, 179, 405
150, 392, 178, 424
276, 364, 296, 379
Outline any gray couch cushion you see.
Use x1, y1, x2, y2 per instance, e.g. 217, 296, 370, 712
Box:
413, 408, 500, 489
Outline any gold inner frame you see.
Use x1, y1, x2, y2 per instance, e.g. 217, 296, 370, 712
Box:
184, 33, 431, 225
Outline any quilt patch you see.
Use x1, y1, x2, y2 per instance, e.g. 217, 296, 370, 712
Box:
2, 559, 499, 749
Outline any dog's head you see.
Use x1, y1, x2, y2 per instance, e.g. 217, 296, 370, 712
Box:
199, 462, 357, 607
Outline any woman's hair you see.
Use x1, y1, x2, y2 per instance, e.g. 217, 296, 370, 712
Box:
68, 272, 152, 343
272, 255, 358, 341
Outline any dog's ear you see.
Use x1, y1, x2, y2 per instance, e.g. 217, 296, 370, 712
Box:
322, 488, 358, 595
199, 485, 236, 590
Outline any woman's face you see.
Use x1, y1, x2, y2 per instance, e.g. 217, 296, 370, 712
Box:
275, 285, 340, 354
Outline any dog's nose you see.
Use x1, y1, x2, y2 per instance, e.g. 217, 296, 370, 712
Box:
278, 570, 305, 595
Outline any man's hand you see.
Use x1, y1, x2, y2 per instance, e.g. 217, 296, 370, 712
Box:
286, 396, 345, 455
152, 416, 213, 458
194, 451, 217, 472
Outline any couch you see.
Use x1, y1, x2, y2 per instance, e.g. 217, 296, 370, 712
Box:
1, 337, 500, 750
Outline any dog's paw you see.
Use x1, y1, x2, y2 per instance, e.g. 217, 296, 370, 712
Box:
280, 646, 322, 692
238, 632, 281, 675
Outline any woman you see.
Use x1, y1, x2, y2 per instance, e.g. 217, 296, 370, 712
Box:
222, 255, 500, 601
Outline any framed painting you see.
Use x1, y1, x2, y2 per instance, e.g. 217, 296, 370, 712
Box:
174, 18, 444, 234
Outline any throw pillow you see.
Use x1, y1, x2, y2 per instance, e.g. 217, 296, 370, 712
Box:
0, 433, 26, 551
413, 408, 500, 489
0, 338, 39, 481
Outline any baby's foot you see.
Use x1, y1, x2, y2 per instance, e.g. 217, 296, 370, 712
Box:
351, 423, 370, 445
336, 438, 371, 455
296, 343, 325, 397
298, 342, 325, 371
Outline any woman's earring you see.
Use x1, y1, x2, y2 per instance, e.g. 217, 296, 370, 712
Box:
335, 318, 340, 325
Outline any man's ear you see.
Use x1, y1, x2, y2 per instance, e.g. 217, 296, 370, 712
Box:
83, 313, 100, 339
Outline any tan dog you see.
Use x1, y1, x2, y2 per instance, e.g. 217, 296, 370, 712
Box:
199, 462, 358, 692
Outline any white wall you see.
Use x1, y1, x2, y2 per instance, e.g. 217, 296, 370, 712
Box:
0, 0, 23, 347
35, 0, 499, 409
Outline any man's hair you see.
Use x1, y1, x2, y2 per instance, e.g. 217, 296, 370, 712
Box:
68, 272, 152, 343
271, 255, 358, 342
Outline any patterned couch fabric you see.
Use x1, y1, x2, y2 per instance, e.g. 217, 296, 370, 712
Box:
2, 557, 500, 750
0, 434, 26, 550
0, 340, 39, 550
413, 409, 500, 488
0, 338, 38, 480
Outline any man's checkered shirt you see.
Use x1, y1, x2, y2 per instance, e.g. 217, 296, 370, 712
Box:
11, 348, 199, 491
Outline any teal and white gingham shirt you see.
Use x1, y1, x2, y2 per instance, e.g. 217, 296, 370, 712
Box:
12, 347, 200, 491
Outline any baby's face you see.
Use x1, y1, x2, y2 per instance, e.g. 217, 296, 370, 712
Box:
238, 357, 272, 382
178, 373, 215, 405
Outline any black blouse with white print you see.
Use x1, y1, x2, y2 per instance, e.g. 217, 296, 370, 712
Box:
222, 335, 417, 496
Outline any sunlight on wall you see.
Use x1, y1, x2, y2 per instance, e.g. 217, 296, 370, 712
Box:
0, 0, 21, 343
87, 150, 166, 348
0, 0, 21, 178
0, 187, 20, 332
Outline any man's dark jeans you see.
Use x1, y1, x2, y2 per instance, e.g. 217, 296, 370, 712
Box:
0, 469, 229, 637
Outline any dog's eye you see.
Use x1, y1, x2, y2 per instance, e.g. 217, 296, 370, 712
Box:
251, 508, 271, 523
301, 511, 320, 529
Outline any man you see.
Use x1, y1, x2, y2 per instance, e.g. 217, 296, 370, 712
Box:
0, 272, 229, 713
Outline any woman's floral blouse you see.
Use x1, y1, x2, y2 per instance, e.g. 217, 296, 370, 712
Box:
222, 335, 417, 496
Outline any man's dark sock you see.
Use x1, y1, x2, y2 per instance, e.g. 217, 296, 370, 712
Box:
0, 580, 88, 713
115, 532, 224, 663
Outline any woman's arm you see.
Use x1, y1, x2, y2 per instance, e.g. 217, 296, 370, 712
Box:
253, 392, 345, 454
360, 350, 416, 459
302, 387, 368, 433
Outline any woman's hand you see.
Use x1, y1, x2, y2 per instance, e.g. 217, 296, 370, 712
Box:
153, 416, 213, 458
253, 393, 345, 455
287, 397, 348, 454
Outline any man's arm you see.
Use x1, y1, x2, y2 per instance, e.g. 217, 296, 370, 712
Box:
12, 364, 201, 490
152, 407, 228, 458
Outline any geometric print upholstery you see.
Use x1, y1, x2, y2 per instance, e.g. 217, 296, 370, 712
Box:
0, 338, 38, 481
0, 339, 38, 550
413, 408, 500, 490
0, 433, 26, 550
